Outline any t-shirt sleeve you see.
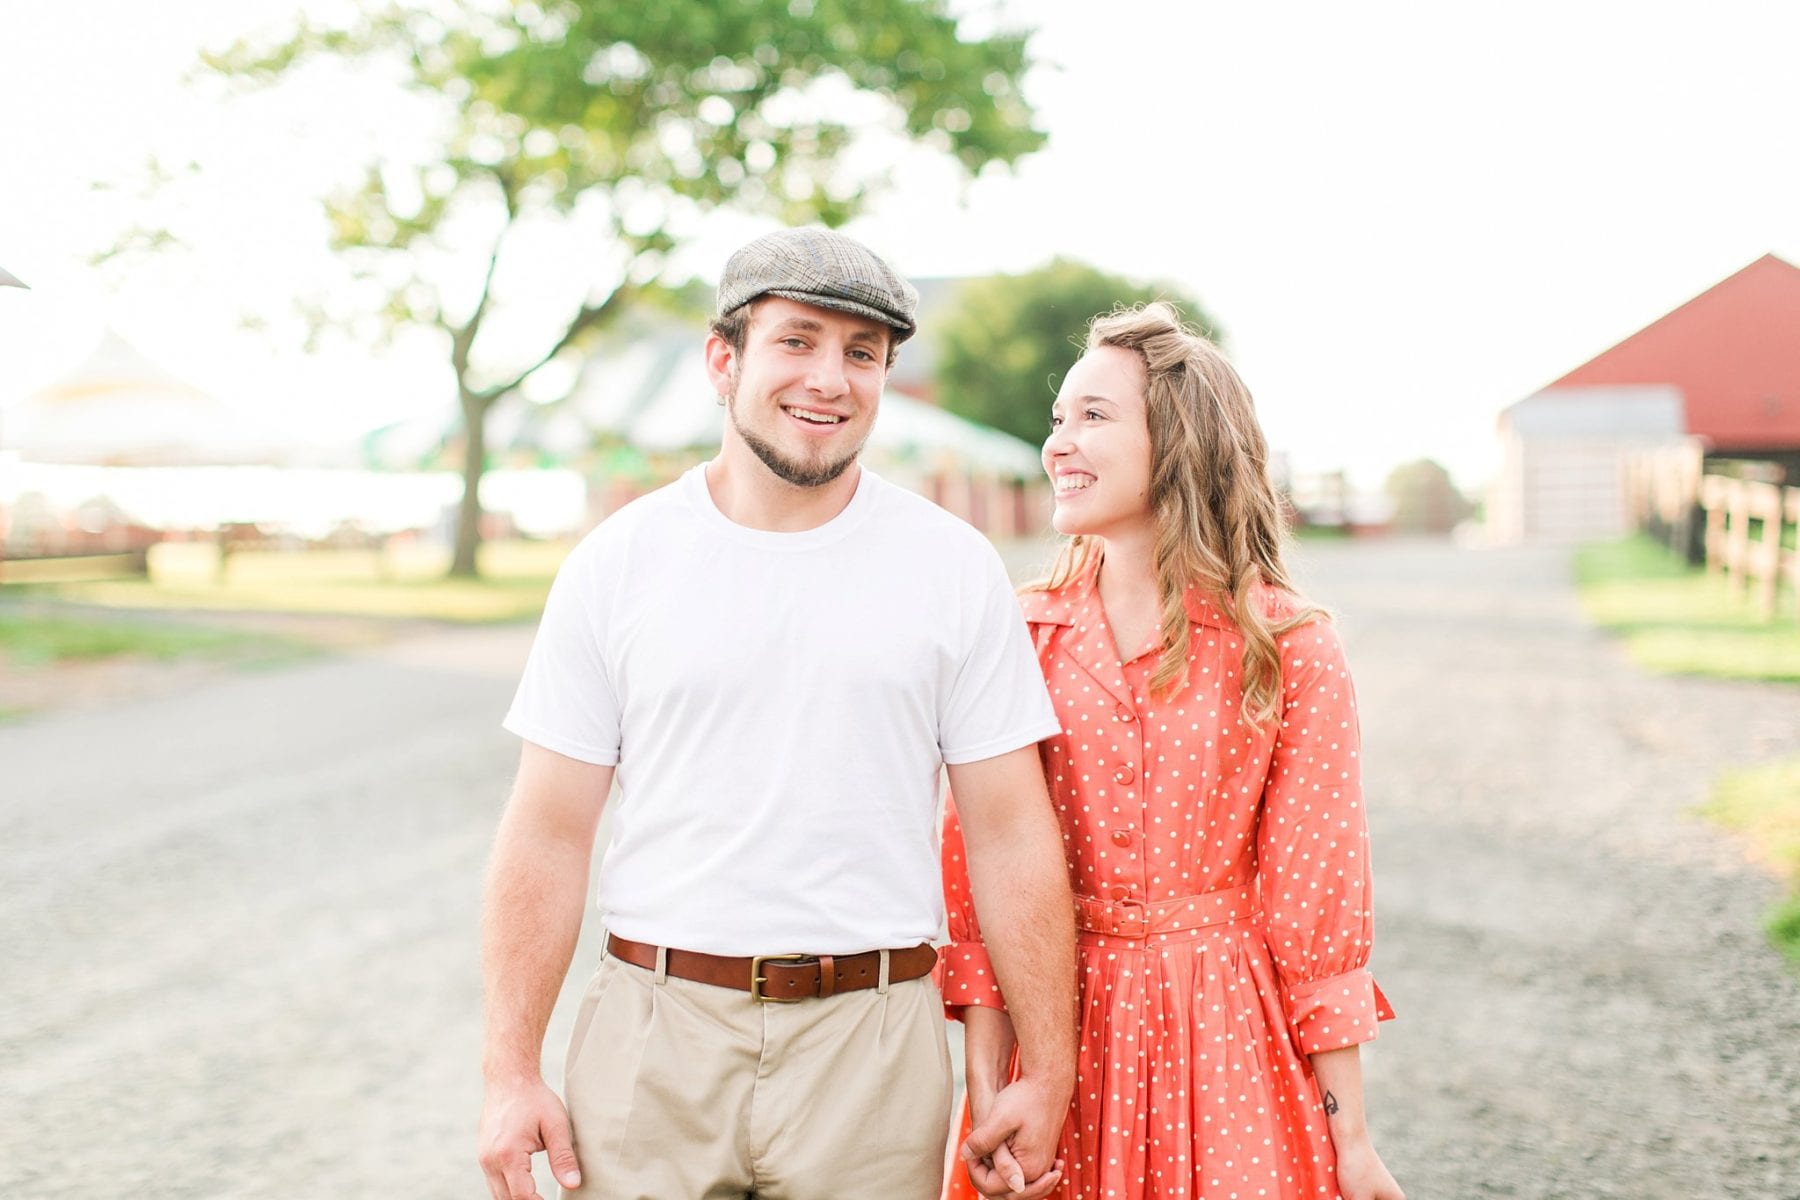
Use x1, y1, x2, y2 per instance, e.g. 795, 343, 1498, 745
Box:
502, 543, 622, 766
937, 550, 1060, 764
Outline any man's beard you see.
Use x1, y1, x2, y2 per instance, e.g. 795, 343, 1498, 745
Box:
727, 389, 867, 488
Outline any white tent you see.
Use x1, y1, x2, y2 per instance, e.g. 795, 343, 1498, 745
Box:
2, 329, 288, 466
557, 330, 1044, 477
358, 327, 1046, 480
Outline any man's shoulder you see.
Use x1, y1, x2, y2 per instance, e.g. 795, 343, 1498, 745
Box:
570, 475, 691, 551
864, 473, 996, 560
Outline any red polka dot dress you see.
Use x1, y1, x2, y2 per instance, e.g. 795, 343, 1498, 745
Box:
939, 564, 1394, 1200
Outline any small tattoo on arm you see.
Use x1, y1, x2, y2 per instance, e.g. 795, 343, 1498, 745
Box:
1323, 1090, 1339, 1116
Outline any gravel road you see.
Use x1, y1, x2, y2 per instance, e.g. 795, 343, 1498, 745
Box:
3, 539, 1797, 1198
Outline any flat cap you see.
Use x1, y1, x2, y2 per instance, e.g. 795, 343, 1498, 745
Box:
717, 227, 918, 344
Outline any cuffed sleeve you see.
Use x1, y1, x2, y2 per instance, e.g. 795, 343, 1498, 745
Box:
1283, 968, 1396, 1055
936, 794, 1008, 1016
1257, 619, 1394, 1053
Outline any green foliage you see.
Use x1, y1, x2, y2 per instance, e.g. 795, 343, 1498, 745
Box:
201, 0, 1045, 572
0, 612, 297, 666
1583, 537, 1800, 963
1383, 459, 1476, 535
1701, 757, 1800, 876
1767, 895, 1800, 964
933, 258, 1219, 445
1574, 536, 1800, 682
1697, 756, 1800, 963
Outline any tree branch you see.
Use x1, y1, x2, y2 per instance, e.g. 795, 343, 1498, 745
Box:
450, 172, 518, 391
471, 285, 630, 406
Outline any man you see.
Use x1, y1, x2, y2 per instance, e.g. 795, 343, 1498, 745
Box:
478, 227, 1076, 1200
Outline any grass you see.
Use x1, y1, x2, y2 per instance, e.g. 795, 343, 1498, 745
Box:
0, 539, 569, 724
1576, 535, 1800, 964
19, 538, 570, 624
1573, 536, 1800, 682
1697, 758, 1800, 963
0, 611, 298, 667
0, 608, 311, 724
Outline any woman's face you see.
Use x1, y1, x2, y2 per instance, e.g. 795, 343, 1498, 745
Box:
1043, 345, 1154, 541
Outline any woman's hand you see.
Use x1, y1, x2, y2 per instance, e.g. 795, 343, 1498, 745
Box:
1309, 1046, 1402, 1200
1332, 1135, 1404, 1200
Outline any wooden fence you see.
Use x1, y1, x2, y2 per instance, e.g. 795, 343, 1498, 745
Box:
0, 549, 152, 585
1629, 442, 1800, 621
1699, 474, 1800, 620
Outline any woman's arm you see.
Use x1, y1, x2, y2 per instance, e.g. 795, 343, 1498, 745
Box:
1309, 1047, 1403, 1200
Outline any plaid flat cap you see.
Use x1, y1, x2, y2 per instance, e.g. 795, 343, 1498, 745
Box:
717, 227, 918, 343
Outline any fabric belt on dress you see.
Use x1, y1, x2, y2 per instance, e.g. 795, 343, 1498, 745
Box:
1074, 882, 1261, 939
605, 934, 938, 1003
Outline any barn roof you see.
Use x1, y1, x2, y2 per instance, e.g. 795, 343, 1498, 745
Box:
1545, 254, 1800, 450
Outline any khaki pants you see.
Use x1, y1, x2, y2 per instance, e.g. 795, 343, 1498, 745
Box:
561, 948, 952, 1200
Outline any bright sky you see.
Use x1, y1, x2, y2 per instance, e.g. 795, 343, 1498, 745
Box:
5, 0, 1799, 492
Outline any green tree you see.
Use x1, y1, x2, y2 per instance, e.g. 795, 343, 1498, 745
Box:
204, 0, 1044, 576
934, 258, 1219, 446
1383, 458, 1475, 535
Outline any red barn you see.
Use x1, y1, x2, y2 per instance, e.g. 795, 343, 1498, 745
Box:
1491, 254, 1800, 542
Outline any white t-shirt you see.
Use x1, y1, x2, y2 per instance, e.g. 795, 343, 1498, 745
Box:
504, 463, 1060, 955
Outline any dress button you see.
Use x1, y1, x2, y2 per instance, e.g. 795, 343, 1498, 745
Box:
1110, 830, 1132, 847
1115, 705, 1135, 723
1109, 884, 1132, 901
1113, 766, 1135, 785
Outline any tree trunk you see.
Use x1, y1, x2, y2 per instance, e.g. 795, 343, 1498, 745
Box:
450, 392, 488, 578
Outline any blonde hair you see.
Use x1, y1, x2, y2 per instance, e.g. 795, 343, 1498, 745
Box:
1029, 302, 1321, 725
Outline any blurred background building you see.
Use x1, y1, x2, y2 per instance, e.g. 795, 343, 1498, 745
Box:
1491, 253, 1800, 542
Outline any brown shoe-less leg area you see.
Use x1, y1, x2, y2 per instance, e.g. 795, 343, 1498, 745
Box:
749, 976, 952, 1200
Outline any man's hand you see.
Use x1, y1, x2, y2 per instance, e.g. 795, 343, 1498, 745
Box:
944, 747, 1076, 1188
960, 1006, 1051, 1199
960, 1074, 1067, 1199
479, 745, 611, 1198
478, 1075, 582, 1200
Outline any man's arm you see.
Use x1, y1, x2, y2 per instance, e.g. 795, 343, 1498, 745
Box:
945, 746, 1076, 1191
477, 741, 614, 1200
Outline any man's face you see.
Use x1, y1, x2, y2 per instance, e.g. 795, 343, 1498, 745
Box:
710, 297, 891, 488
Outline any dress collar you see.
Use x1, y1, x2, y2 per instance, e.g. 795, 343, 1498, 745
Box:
1018, 553, 1246, 633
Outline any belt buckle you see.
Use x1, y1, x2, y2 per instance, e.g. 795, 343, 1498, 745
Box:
1111, 900, 1148, 938
750, 953, 809, 1003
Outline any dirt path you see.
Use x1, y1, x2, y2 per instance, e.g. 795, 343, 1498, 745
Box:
2, 540, 1796, 1197
1304, 540, 1800, 1199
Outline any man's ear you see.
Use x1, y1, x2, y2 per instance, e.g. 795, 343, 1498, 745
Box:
703, 332, 737, 397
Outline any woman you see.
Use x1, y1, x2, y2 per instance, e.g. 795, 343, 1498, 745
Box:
940, 303, 1402, 1200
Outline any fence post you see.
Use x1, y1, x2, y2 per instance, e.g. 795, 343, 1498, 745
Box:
1701, 475, 1730, 576
1787, 488, 1800, 623
1747, 481, 1783, 619
1676, 441, 1705, 565
1724, 479, 1752, 598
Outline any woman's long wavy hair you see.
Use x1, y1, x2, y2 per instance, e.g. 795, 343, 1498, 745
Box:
1027, 302, 1322, 726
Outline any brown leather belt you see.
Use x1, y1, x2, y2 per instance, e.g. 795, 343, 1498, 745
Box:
606, 934, 938, 1003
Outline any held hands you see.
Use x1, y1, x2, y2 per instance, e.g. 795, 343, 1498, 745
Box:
478, 1075, 583, 1200
959, 1008, 1066, 1199
962, 1075, 1066, 1199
